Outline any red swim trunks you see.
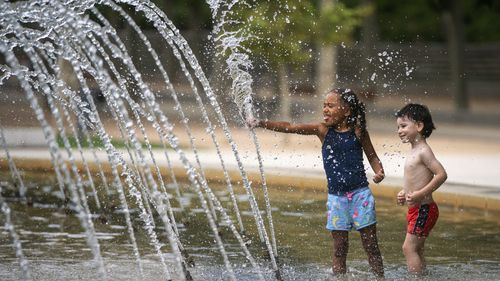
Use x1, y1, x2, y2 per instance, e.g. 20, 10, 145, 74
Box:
407, 202, 439, 237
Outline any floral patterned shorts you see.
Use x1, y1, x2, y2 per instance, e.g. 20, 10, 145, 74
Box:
326, 187, 377, 231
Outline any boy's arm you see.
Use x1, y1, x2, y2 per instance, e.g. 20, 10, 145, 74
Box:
359, 130, 385, 183
406, 148, 447, 205
414, 147, 447, 198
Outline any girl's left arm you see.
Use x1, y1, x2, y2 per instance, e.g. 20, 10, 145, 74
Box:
359, 129, 385, 183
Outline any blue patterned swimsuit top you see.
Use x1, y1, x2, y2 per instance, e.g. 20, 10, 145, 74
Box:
322, 128, 369, 195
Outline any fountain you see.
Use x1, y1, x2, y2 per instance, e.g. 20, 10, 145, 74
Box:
2, 1, 500, 281
0, 0, 281, 280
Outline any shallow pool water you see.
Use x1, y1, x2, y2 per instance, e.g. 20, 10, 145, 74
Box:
1, 172, 499, 280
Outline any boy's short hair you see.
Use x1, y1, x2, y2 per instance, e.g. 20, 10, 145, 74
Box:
395, 103, 436, 138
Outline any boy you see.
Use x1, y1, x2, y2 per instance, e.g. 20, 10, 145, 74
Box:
395, 103, 447, 274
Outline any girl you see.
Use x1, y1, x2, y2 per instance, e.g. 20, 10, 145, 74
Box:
247, 88, 385, 277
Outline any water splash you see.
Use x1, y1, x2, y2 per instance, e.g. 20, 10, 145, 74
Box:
0, 188, 32, 280
0, 127, 27, 203
0, 0, 281, 280
207, 3, 281, 279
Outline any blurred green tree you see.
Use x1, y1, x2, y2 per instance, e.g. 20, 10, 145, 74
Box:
374, 0, 500, 43
96, 0, 500, 113
347, 0, 500, 111
231, 0, 370, 119
96, 0, 212, 30
373, 0, 470, 111
150, 0, 212, 30
464, 0, 500, 42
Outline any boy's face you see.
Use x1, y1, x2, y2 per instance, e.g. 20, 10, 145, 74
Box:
322, 93, 349, 127
396, 116, 422, 143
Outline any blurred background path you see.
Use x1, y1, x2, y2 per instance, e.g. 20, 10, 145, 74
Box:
2, 93, 499, 209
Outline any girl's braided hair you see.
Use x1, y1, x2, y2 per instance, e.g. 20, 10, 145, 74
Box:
334, 88, 367, 135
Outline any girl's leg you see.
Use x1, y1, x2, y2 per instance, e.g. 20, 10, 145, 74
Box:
402, 232, 426, 274
359, 224, 384, 277
331, 230, 349, 275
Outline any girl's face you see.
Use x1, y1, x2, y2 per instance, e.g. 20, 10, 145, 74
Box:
396, 116, 422, 143
322, 93, 350, 127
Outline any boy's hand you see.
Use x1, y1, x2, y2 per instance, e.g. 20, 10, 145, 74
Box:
397, 190, 406, 205
405, 190, 424, 205
372, 170, 385, 183
245, 117, 260, 129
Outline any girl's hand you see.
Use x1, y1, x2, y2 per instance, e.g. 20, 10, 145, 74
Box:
372, 170, 385, 183
245, 117, 260, 129
397, 190, 406, 206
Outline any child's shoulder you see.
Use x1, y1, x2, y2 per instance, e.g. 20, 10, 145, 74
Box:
415, 142, 437, 160
318, 122, 329, 129
316, 122, 331, 140
419, 141, 434, 152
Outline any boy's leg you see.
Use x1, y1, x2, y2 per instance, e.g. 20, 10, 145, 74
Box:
418, 242, 426, 271
359, 224, 384, 277
331, 230, 349, 275
402, 232, 426, 274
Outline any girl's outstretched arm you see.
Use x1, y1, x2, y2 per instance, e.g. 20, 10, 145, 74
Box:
258, 120, 323, 135
359, 129, 385, 183
247, 117, 327, 138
